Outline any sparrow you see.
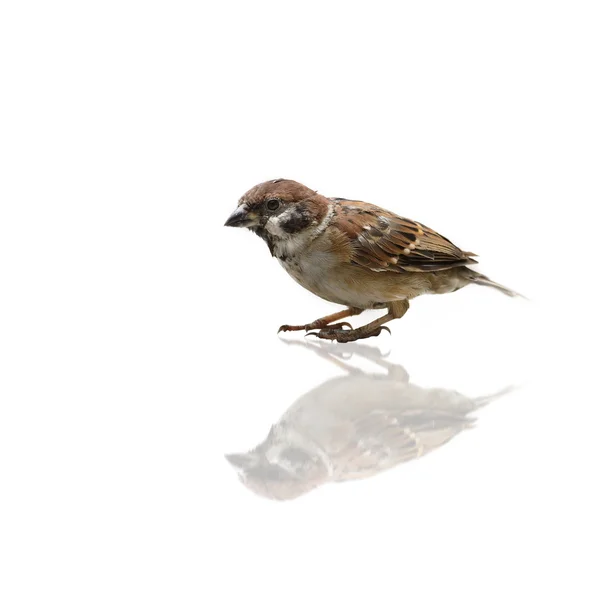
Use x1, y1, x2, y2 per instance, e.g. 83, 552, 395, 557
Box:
226, 340, 511, 501
224, 179, 520, 342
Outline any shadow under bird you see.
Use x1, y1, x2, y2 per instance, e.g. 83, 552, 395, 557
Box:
226, 340, 512, 501
225, 179, 521, 342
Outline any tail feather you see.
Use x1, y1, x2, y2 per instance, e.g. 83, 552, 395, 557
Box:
464, 269, 525, 299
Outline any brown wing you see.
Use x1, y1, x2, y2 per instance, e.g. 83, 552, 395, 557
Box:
332, 199, 477, 273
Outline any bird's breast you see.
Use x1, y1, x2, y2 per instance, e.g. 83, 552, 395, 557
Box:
278, 249, 337, 296
278, 251, 331, 287
277, 249, 381, 308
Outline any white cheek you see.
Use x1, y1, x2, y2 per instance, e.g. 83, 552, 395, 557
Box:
264, 215, 286, 237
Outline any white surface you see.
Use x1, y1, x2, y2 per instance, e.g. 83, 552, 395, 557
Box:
1, 1, 599, 599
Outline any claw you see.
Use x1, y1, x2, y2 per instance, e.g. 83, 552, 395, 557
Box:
306, 329, 339, 341
368, 326, 391, 339
279, 324, 303, 333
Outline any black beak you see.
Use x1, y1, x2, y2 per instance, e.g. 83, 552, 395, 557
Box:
224, 205, 253, 228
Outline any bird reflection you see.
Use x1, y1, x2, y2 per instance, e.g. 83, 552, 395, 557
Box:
226, 341, 512, 501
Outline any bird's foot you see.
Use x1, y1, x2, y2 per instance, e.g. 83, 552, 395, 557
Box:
306, 326, 391, 343
278, 321, 353, 334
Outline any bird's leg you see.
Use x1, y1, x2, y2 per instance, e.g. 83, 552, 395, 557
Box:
278, 307, 363, 333
307, 300, 409, 343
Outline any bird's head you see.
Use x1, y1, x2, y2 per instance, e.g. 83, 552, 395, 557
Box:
224, 179, 330, 256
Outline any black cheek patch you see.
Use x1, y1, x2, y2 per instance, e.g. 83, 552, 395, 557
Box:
279, 207, 312, 234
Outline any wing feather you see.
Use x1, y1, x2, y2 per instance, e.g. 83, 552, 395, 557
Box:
333, 199, 477, 273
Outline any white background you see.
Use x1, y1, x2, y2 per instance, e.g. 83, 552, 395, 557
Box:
1, 1, 599, 598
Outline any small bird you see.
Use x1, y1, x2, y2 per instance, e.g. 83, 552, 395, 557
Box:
224, 179, 520, 342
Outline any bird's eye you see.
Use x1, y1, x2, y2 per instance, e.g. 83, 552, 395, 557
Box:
266, 199, 280, 211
